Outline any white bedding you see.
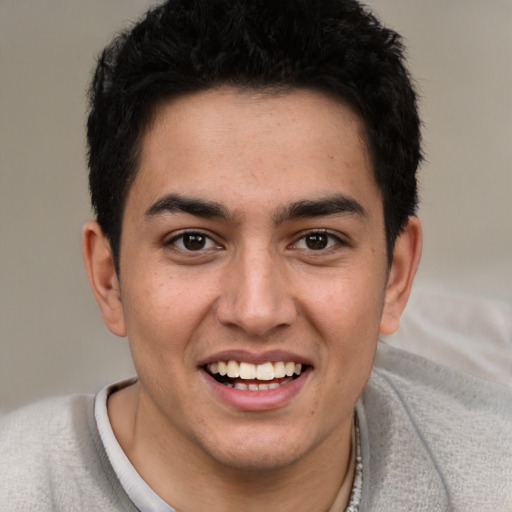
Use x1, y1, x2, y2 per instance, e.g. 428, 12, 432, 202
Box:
383, 289, 512, 387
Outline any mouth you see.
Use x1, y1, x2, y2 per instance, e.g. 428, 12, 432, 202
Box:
204, 360, 307, 391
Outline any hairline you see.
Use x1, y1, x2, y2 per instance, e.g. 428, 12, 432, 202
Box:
112, 84, 390, 276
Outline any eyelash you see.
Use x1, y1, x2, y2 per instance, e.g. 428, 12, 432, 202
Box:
165, 229, 345, 253
166, 231, 222, 252
291, 230, 345, 252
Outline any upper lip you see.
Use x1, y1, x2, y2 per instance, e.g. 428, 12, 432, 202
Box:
197, 349, 313, 367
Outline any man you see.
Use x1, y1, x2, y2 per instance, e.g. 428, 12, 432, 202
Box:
1, 0, 511, 510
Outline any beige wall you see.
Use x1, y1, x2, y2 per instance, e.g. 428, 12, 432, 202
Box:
1, 0, 511, 412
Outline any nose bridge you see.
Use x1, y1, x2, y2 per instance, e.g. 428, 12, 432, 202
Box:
216, 242, 296, 335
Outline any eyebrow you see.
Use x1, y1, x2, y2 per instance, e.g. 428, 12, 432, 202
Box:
145, 192, 367, 224
273, 194, 367, 224
145, 194, 232, 220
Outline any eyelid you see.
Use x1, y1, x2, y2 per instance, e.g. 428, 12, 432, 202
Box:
290, 229, 347, 250
165, 229, 223, 251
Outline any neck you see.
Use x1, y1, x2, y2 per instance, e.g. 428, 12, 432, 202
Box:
109, 382, 355, 512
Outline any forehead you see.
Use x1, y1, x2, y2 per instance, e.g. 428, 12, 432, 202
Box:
127, 87, 379, 219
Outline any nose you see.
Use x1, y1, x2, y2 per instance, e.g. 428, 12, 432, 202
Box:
215, 247, 297, 337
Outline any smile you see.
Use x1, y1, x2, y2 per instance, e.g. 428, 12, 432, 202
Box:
206, 360, 304, 391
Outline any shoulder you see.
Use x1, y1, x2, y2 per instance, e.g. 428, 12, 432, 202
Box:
1, 393, 92, 435
358, 343, 512, 510
370, 342, 512, 416
0, 394, 136, 511
0, 394, 94, 468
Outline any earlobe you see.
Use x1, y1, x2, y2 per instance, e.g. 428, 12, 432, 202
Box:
82, 221, 127, 337
379, 216, 422, 335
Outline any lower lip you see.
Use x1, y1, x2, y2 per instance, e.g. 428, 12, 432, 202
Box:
201, 368, 311, 411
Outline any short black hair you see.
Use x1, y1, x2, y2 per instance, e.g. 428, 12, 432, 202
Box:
87, 0, 422, 273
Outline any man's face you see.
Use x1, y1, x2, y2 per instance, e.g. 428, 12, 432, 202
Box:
116, 87, 390, 471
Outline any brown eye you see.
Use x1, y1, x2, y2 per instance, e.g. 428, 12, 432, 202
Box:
305, 233, 329, 250
169, 232, 219, 251
182, 233, 207, 250
292, 231, 342, 251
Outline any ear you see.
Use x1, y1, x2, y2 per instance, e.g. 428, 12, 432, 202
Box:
379, 216, 422, 335
82, 221, 127, 337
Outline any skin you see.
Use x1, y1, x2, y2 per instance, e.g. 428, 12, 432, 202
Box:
83, 87, 422, 511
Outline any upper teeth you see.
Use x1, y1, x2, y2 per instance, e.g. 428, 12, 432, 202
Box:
207, 361, 302, 380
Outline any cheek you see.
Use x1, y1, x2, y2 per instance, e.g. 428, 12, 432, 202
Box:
120, 268, 216, 356
298, 262, 386, 390
303, 267, 386, 334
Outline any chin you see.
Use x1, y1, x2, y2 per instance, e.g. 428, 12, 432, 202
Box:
199, 427, 317, 473
213, 447, 306, 473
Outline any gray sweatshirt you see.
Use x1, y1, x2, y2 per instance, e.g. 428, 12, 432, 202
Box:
1, 343, 511, 511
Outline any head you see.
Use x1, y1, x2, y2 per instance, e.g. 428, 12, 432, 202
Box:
87, 0, 422, 274
82, 0, 423, 484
